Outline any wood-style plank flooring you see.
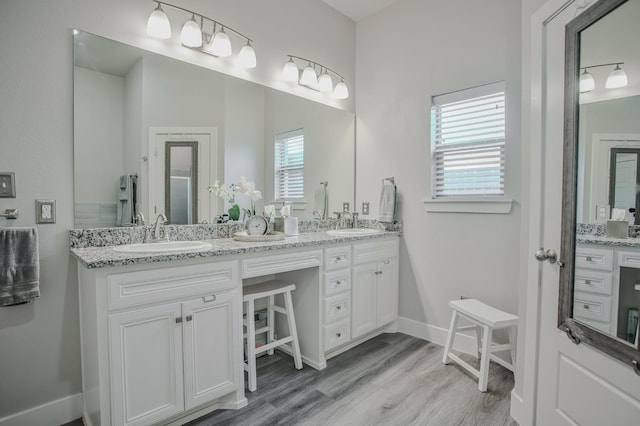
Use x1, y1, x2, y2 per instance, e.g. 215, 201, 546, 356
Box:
188, 333, 516, 426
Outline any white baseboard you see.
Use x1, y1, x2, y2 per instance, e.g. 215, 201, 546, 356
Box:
0, 393, 83, 426
397, 316, 478, 355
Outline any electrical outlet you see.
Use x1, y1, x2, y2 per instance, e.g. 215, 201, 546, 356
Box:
0, 172, 16, 198
362, 202, 370, 215
36, 200, 56, 224
343, 202, 350, 212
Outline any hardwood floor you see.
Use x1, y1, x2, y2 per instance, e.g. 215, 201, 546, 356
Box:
188, 333, 516, 426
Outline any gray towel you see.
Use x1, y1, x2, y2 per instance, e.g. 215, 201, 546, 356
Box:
0, 227, 40, 306
378, 183, 396, 223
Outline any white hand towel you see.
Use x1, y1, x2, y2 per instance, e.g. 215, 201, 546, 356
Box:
379, 183, 396, 223
0, 227, 40, 306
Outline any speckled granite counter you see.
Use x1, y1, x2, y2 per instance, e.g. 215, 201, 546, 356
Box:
71, 231, 401, 269
577, 235, 640, 248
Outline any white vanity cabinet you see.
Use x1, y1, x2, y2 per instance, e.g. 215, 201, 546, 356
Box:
351, 239, 400, 339
78, 260, 246, 426
574, 246, 614, 333
322, 246, 353, 352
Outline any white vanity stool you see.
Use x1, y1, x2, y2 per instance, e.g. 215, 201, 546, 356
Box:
243, 280, 303, 392
442, 298, 517, 392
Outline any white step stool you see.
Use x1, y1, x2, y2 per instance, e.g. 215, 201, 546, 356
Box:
243, 279, 303, 392
442, 299, 517, 392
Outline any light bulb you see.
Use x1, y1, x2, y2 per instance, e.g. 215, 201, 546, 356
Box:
579, 69, 595, 93
181, 15, 202, 47
300, 63, 317, 86
606, 64, 628, 89
147, 4, 171, 39
334, 80, 349, 99
209, 28, 232, 57
238, 42, 256, 68
318, 70, 333, 93
282, 58, 299, 82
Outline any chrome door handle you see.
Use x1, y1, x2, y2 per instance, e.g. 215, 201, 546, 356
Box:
535, 248, 558, 264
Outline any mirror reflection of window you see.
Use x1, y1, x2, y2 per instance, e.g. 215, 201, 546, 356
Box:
165, 142, 198, 224
275, 129, 305, 201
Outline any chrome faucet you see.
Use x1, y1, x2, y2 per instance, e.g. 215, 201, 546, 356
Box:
351, 212, 359, 229
135, 212, 146, 226
339, 212, 352, 229
150, 213, 169, 242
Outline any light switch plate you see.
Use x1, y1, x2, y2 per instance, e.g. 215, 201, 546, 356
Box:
36, 200, 56, 224
0, 172, 16, 197
343, 202, 350, 212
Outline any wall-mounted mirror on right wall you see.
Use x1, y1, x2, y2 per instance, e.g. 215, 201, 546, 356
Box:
561, 0, 640, 370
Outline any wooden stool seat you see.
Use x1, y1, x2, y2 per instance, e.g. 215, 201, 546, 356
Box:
243, 279, 302, 392
442, 299, 517, 392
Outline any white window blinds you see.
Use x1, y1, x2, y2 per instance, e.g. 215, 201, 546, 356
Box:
431, 82, 505, 197
275, 129, 304, 200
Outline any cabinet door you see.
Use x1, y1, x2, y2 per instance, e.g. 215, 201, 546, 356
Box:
109, 304, 184, 426
183, 292, 239, 410
376, 259, 399, 327
351, 263, 378, 339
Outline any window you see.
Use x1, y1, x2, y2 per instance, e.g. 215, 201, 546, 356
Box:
275, 129, 304, 200
431, 82, 505, 198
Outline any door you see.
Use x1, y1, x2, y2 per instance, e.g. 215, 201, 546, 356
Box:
109, 304, 184, 426
376, 259, 399, 327
182, 293, 239, 410
532, 1, 640, 424
351, 263, 377, 338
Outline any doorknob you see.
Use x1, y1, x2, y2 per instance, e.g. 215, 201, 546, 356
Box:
535, 248, 558, 264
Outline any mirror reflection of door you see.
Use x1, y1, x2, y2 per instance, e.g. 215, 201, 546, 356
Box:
165, 141, 198, 224
609, 148, 640, 224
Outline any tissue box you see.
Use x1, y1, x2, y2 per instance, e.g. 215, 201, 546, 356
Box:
606, 220, 629, 238
284, 217, 298, 236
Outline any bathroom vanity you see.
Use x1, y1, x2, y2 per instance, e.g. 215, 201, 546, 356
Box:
72, 231, 400, 426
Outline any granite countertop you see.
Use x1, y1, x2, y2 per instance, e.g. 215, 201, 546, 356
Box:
71, 231, 401, 269
576, 235, 640, 248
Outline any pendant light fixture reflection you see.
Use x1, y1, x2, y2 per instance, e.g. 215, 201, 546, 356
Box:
181, 14, 202, 47
579, 69, 595, 92
300, 62, 318, 86
282, 57, 300, 82
147, 3, 171, 39
282, 55, 349, 99
238, 42, 257, 68
606, 63, 628, 89
334, 79, 349, 99
208, 26, 232, 57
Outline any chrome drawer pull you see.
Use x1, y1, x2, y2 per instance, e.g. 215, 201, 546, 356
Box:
186, 315, 193, 322
203, 295, 217, 302
586, 256, 592, 261
336, 305, 342, 311
585, 279, 591, 285
383, 260, 390, 264
584, 305, 590, 310
176, 317, 183, 324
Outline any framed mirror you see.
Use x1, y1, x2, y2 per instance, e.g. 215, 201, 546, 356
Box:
73, 31, 355, 227
561, 0, 640, 370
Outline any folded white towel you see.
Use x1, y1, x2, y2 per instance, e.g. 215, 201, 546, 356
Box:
379, 183, 396, 223
0, 227, 40, 306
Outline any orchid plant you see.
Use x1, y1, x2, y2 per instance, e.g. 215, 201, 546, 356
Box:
208, 176, 262, 220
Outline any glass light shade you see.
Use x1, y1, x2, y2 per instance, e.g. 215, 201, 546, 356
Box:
209, 29, 232, 57
181, 16, 202, 47
606, 65, 628, 89
282, 59, 299, 82
300, 64, 317, 86
238, 43, 256, 68
579, 70, 595, 92
318, 72, 333, 93
147, 5, 171, 39
334, 80, 349, 99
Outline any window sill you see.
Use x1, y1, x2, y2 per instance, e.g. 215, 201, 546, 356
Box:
270, 200, 308, 211
423, 198, 513, 214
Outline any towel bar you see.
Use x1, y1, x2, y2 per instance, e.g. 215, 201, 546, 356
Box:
0, 209, 18, 219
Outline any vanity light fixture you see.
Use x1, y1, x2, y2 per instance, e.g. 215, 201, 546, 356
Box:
146, 1, 256, 68
282, 55, 349, 99
579, 62, 628, 92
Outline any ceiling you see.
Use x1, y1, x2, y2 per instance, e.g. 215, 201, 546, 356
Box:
322, 0, 401, 21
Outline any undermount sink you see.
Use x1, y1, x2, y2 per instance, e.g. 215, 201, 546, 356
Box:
112, 241, 212, 253
326, 228, 383, 236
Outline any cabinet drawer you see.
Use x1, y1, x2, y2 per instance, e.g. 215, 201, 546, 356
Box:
575, 317, 611, 334
324, 318, 351, 352
352, 238, 399, 265
108, 261, 238, 310
618, 251, 640, 268
573, 291, 611, 323
324, 293, 351, 324
575, 247, 613, 271
574, 269, 613, 295
241, 250, 322, 278
324, 245, 351, 270
323, 269, 351, 296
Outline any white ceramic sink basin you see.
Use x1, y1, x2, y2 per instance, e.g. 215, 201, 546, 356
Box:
326, 228, 383, 237
112, 241, 212, 253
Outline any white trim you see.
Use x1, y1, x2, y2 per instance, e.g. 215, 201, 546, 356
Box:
0, 393, 83, 426
396, 316, 478, 355
510, 390, 526, 426
423, 198, 513, 214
